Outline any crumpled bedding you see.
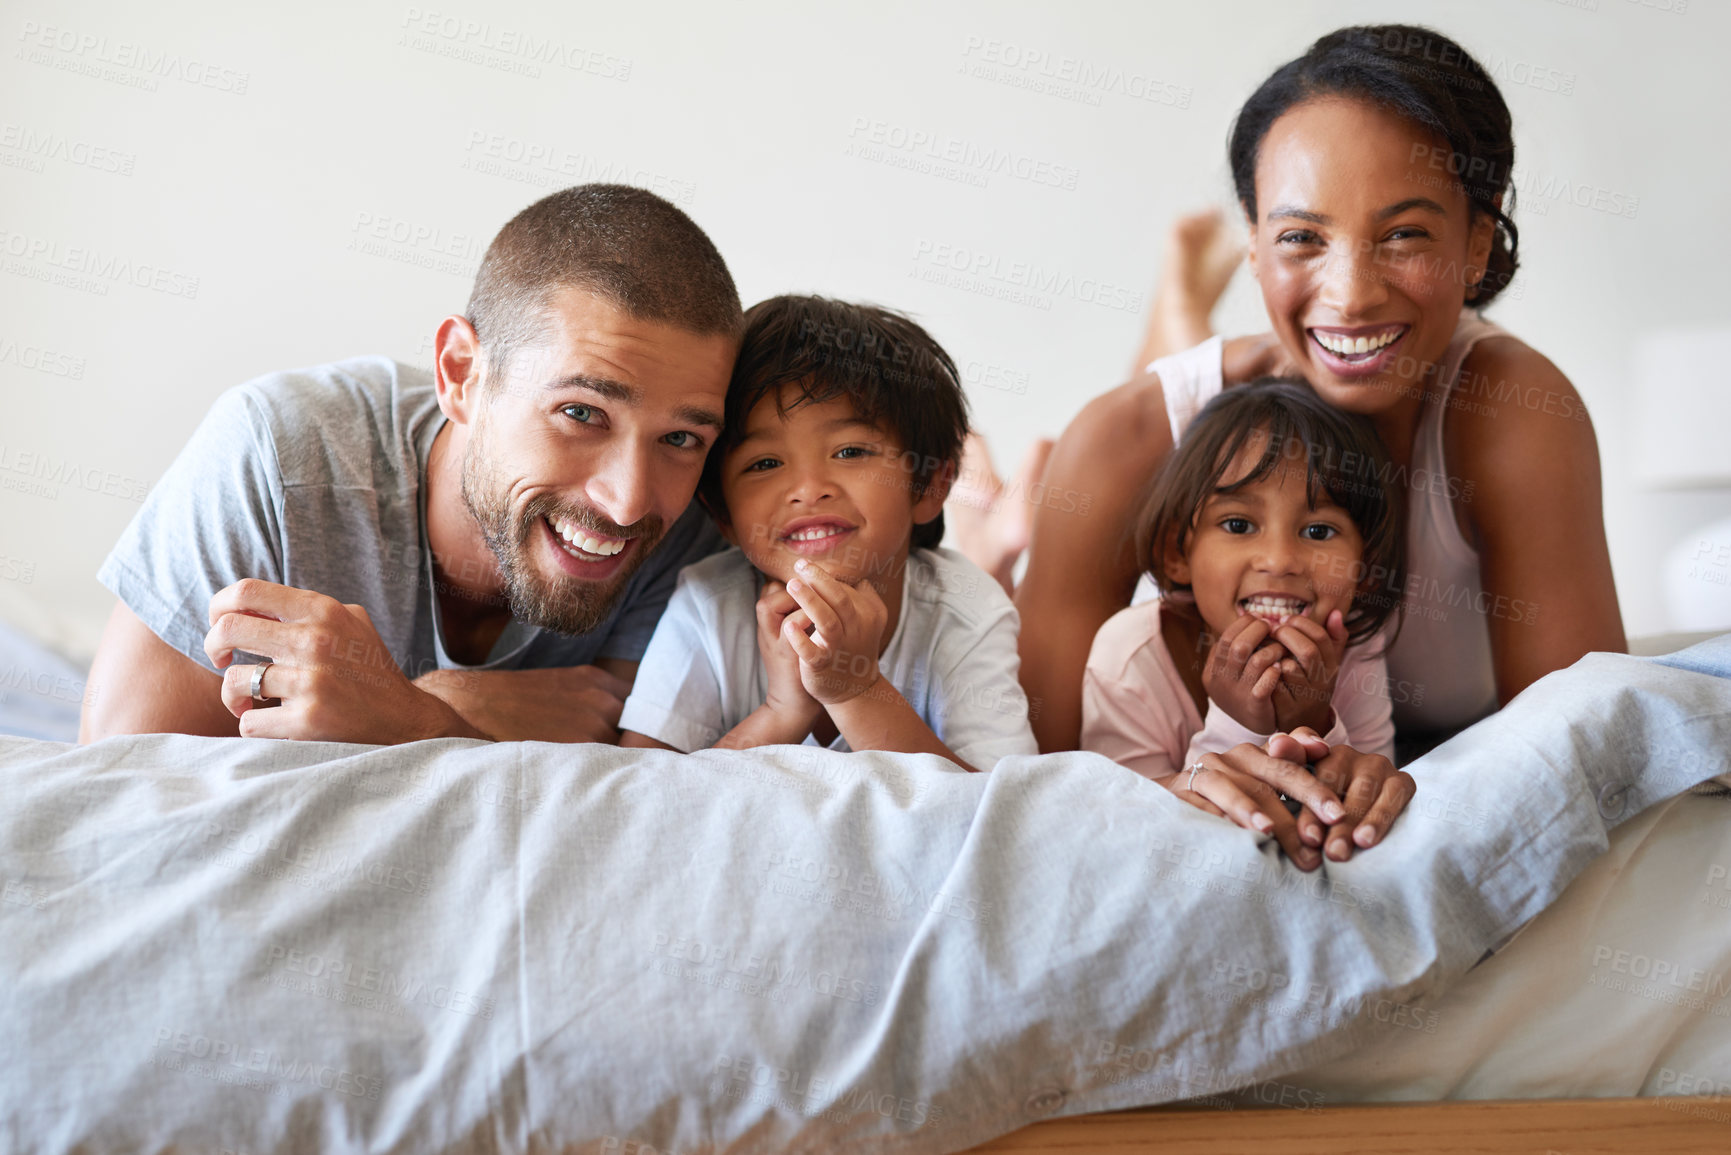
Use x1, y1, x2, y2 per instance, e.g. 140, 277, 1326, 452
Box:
0, 639, 1727, 1153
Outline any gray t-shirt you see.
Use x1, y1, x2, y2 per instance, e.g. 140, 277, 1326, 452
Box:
98, 356, 724, 678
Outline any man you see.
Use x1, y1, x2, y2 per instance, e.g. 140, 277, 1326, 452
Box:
79, 184, 740, 744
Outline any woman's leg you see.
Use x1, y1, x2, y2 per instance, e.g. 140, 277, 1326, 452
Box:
1129, 207, 1244, 374
951, 207, 1243, 594
943, 434, 1053, 595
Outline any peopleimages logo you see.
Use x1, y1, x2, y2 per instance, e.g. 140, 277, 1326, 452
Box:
910, 239, 1142, 313
957, 36, 1192, 110
15, 21, 250, 94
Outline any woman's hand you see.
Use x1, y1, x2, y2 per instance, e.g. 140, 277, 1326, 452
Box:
1277, 728, 1416, 862
1158, 736, 1347, 871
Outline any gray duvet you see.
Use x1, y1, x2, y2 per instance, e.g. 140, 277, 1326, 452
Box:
1, 640, 1727, 1153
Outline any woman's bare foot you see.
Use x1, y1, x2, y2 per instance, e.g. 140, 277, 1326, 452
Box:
1132, 207, 1246, 372
946, 433, 1054, 594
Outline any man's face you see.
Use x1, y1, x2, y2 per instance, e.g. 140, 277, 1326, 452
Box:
460, 286, 735, 635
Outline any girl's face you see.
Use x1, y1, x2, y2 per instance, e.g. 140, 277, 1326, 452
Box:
1166, 437, 1366, 638
1246, 96, 1498, 419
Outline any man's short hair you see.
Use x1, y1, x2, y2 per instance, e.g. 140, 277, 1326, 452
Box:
465, 183, 743, 378
699, 295, 970, 551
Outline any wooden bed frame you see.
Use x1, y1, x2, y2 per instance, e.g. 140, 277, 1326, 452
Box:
971, 1097, 1730, 1152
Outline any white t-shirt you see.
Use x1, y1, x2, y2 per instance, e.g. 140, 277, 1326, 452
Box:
618, 546, 1038, 770
1081, 599, 1397, 780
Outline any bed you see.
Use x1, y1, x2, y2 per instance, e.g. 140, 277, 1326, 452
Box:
1, 633, 1728, 1153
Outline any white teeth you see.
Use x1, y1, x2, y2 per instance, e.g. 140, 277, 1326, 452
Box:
1314, 328, 1400, 356
787, 526, 847, 542
549, 517, 625, 557
1241, 596, 1307, 617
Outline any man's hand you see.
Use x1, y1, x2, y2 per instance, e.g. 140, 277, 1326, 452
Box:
205, 579, 480, 743
783, 559, 889, 706
1268, 610, 1349, 733
416, 665, 631, 744
756, 580, 822, 730
1199, 615, 1285, 733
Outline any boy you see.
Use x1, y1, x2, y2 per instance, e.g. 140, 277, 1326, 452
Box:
619, 296, 1036, 771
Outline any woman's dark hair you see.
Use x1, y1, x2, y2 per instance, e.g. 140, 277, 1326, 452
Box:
1135, 378, 1405, 647
699, 295, 969, 551
1228, 24, 1520, 307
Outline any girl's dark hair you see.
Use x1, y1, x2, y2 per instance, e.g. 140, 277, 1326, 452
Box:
1229, 24, 1520, 307
699, 295, 969, 551
1135, 378, 1405, 648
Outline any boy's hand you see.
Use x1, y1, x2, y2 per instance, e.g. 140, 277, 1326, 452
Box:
1269, 609, 1349, 733
783, 558, 889, 706
755, 580, 821, 728
1200, 614, 1285, 733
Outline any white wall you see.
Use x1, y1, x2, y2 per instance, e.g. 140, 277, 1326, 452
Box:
2, 0, 1724, 659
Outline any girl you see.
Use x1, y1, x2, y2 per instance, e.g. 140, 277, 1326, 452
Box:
1082, 378, 1411, 866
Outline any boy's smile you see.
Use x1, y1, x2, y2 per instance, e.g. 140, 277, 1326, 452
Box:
718, 389, 945, 591
1167, 438, 1365, 639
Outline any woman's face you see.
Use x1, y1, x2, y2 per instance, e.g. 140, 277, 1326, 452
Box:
1246, 96, 1498, 418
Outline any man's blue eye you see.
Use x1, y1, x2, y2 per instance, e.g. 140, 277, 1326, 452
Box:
665, 431, 702, 449
563, 404, 596, 424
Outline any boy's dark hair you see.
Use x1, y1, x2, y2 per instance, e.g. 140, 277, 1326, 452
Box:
466, 183, 743, 381
1135, 378, 1405, 647
699, 295, 969, 551
1228, 24, 1520, 307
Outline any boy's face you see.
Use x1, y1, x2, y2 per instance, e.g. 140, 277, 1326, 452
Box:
717, 389, 944, 586
1166, 438, 1365, 638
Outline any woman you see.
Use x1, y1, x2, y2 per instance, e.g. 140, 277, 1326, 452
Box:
964, 25, 1625, 826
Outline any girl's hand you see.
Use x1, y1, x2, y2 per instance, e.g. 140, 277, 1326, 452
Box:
1199, 614, 1285, 734
1279, 730, 1416, 862
755, 581, 821, 729
1269, 610, 1349, 734
783, 559, 890, 706
1159, 738, 1348, 871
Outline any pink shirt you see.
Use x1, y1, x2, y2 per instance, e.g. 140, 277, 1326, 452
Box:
1080, 599, 1397, 780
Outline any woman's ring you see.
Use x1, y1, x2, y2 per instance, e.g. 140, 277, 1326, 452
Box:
249, 660, 274, 703
1186, 761, 1208, 791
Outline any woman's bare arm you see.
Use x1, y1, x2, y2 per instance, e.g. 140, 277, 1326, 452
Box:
1015, 371, 1175, 752
1448, 339, 1626, 703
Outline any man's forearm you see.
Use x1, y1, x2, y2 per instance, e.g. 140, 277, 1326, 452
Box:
412, 670, 503, 740
411, 666, 626, 744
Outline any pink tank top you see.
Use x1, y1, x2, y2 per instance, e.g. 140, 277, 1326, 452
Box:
1150, 312, 1506, 733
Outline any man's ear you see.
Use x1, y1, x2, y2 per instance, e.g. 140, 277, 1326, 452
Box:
911, 458, 958, 525
434, 315, 485, 425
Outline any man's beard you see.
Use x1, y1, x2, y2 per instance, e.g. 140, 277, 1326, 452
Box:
459, 434, 664, 637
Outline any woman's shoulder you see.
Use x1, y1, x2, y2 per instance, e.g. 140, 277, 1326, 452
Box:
1448, 332, 1597, 465
1220, 332, 1297, 384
